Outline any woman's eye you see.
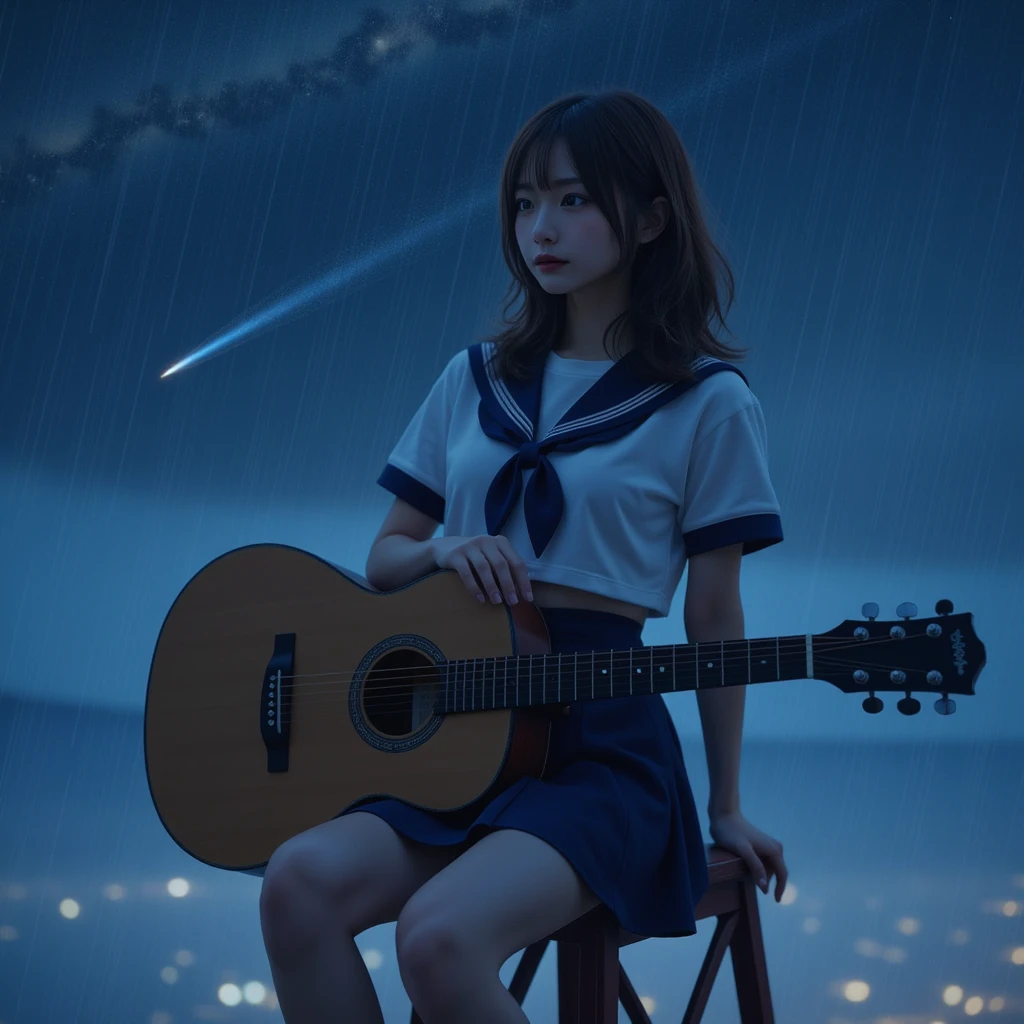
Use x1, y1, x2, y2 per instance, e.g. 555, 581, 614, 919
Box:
514, 193, 587, 212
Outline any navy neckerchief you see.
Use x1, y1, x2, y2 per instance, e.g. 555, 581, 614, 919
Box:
467, 342, 747, 558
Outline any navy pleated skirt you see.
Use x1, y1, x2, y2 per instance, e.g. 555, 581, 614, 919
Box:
343, 607, 710, 938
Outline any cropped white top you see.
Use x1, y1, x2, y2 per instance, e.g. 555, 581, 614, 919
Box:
377, 343, 783, 618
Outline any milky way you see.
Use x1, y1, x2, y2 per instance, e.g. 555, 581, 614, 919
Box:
0, 0, 578, 210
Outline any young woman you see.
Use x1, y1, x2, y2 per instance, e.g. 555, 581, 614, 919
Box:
259, 89, 789, 1024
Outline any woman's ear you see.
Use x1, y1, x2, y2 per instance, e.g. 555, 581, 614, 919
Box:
640, 196, 670, 244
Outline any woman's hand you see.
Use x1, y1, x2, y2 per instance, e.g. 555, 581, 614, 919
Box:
708, 810, 788, 902
431, 534, 533, 606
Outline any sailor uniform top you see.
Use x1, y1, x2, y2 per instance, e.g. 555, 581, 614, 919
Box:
377, 341, 783, 617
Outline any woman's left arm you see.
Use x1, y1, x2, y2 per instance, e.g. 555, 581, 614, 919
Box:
684, 543, 789, 902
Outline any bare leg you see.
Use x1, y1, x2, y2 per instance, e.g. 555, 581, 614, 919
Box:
395, 827, 602, 1024
259, 810, 465, 1024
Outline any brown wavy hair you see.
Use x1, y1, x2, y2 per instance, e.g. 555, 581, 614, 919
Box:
479, 89, 746, 385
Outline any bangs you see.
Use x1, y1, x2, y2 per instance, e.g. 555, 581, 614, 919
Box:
505, 100, 624, 241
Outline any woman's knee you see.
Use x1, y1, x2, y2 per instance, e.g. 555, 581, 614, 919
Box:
395, 901, 496, 1008
259, 839, 363, 960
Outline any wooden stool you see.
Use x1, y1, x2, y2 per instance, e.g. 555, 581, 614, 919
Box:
410, 845, 773, 1024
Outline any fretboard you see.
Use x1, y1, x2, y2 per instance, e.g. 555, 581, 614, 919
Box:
440, 635, 813, 714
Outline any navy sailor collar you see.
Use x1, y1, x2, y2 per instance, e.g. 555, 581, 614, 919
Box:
467, 341, 746, 558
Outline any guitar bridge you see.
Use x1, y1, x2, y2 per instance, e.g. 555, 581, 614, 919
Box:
260, 633, 295, 773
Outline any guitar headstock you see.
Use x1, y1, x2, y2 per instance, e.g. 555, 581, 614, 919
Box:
813, 600, 985, 715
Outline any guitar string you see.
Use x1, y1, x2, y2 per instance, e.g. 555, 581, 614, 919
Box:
265, 653, 954, 724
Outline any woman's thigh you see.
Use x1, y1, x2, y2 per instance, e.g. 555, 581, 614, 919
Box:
396, 827, 601, 972
259, 810, 468, 940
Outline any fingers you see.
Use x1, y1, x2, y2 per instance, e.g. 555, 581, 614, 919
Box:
440, 535, 533, 605
494, 535, 533, 602
463, 547, 505, 603
483, 540, 521, 604
768, 851, 789, 902
751, 858, 769, 894
448, 551, 489, 603
460, 540, 528, 605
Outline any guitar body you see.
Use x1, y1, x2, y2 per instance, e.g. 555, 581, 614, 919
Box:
144, 543, 553, 873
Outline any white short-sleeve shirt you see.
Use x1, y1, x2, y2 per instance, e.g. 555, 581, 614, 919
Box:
377, 346, 783, 618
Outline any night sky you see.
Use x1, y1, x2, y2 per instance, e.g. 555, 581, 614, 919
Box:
1, 0, 1021, 732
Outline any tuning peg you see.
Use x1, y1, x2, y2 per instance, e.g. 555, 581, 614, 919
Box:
861, 602, 879, 621
934, 696, 957, 715
862, 694, 883, 714
897, 694, 921, 715
896, 602, 918, 620
935, 599, 954, 616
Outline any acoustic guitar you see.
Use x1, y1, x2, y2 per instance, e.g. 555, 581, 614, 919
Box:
144, 543, 985, 873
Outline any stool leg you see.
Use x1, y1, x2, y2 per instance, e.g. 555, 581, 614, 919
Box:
682, 910, 738, 1024
508, 939, 549, 1005
730, 880, 775, 1024
557, 920, 618, 1024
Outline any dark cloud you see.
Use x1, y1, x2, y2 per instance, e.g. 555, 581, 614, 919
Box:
0, 0, 578, 210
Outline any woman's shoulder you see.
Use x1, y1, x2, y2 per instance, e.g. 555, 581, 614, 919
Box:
686, 361, 759, 420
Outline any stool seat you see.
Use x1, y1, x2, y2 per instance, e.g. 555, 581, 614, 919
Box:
410, 844, 774, 1024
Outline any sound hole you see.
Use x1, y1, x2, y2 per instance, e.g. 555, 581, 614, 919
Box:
363, 648, 441, 737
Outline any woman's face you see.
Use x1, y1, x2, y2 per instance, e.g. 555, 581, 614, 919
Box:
513, 138, 623, 296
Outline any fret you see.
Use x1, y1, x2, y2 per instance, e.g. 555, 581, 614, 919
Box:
574, 653, 578, 701
629, 647, 633, 696
650, 644, 673, 694
723, 640, 747, 688
593, 648, 611, 699
695, 641, 724, 689
747, 640, 764, 683
556, 652, 574, 705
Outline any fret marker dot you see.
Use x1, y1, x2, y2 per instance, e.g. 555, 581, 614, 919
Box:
706, 662, 714, 669
601, 669, 607, 674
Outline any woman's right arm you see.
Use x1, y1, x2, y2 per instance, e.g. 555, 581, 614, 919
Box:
364, 498, 442, 592
365, 498, 532, 604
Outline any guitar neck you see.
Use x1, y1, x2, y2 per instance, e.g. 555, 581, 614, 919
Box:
440, 634, 813, 714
